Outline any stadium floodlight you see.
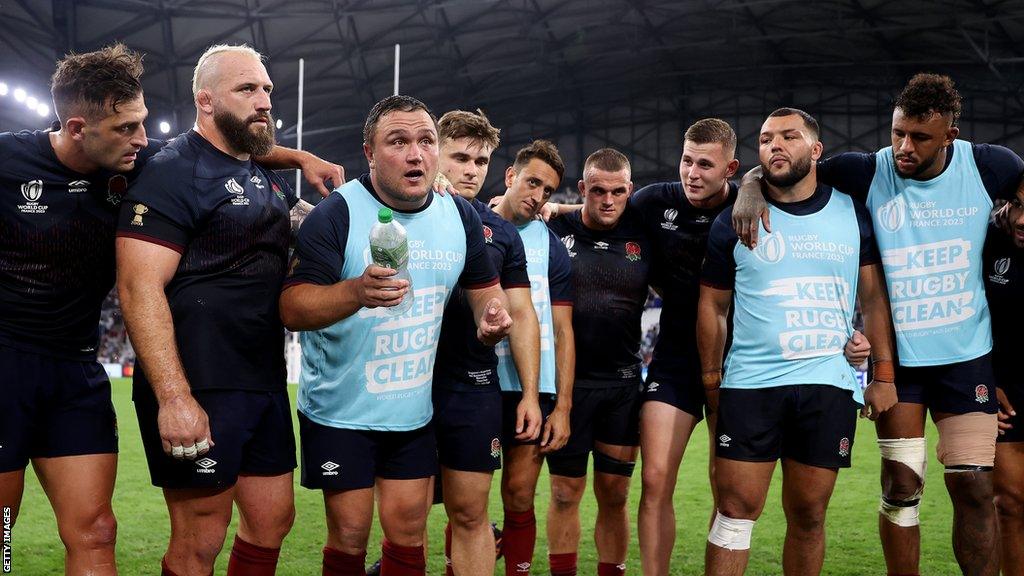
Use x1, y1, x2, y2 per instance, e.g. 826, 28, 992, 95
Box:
26, 96, 38, 109
276, 118, 283, 129
159, 120, 171, 134
13, 88, 26, 102
0, 82, 8, 96
37, 103, 49, 117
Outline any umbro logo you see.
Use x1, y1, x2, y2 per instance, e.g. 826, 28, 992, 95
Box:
250, 175, 265, 189
647, 381, 660, 393
515, 562, 531, 573
695, 215, 710, 224
68, 180, 90, 193
196, 458, 217, 473
718, 434, 731, 447
594, 241, 609, 251
321, 461, 340, 476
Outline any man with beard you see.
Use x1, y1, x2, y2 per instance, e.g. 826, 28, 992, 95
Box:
431, 109, 542, 576
545, 148, 649, 576
984, 192, 1024, 576
117, 45, 302, 576
279, 95, 511, 576
733, 75, 1024, 576
491, 140, 575, 576
699, 108, 896, 576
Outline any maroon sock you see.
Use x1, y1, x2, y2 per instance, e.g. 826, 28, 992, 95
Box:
227, 535, 281, 576
380, 539, 425, 576
597, 561, 626, 576
322, 546, 366, 576
444, 523, 454, 576
549, 552, 577, 576
161, 557, 181, 576
502, 508, 536, 575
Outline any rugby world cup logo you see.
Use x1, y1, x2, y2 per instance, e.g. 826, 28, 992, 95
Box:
995, 257, 1011, 277
562, 234, 575, 250
877, 195, 907, 233
754, 231, 786, 264
664, 208, 678, 223
21, 179, 43, 202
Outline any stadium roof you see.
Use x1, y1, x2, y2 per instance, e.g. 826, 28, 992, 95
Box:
2, 0, 1024, 196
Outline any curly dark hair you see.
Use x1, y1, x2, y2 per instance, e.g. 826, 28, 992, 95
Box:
895, 73, 961, 124
51, 43, 144, 122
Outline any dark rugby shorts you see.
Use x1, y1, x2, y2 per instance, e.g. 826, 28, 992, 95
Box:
547, 384, 641, 478
433, 384, 503, 472
1, 344, 118, 471
715, 384, 858, 469
299, 413, 437, 490
896, 353, 998, 416
135, 387, 296, 489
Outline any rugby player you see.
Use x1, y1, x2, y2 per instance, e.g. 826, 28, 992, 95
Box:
431, 109, 542, 575
116, 44, 334, 576
985, 193, 1024, 576
279, 95, 511, 576
699, 108, 896, 575
0, 43, 154, 576
491, 140, 575, 575
732, 74, 1024, 576
545, 148, 648, 576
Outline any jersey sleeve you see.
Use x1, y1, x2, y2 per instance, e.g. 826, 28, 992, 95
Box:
116, 156, 198, 253
817, 152, 876, 202
700, 210, 740, 289
455, 195, 499, 289
547, 229, 575, 305
973, 143, 1024, 201
500, 224, 531, 289
283, 193, 350, 287
853, 199, 881, 266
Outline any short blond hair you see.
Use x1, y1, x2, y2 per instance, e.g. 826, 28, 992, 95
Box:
192, 44, 265, 96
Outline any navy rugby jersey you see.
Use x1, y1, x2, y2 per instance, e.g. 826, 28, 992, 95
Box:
630, 181, 737, 382
548, 206, 651, 388
434, 198, 530, 392
0, 130, 162, 360
116, 130, 295, 393
983, 223, 1024, 392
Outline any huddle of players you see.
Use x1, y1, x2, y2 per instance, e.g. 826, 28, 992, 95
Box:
2, 37, 1024, 576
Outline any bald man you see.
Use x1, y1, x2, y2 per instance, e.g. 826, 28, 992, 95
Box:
116, 44, 298, 576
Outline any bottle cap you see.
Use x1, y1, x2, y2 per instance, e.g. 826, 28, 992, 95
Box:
378, 207, 393, 223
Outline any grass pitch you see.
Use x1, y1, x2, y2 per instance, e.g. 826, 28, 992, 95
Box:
10, 379, 959, 574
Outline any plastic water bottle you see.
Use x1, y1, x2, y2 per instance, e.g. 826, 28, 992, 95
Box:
369, 207, 413, 314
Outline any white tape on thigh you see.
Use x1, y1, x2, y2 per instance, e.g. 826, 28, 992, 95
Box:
877, 437, 927, 527
708, 511, 755, 551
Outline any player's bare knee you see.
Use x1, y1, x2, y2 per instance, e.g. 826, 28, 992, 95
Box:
594, 479, 630, 510
995, 488, 1024, 520
783, 502, 827, 533
549, 480, 583, 511
61, 509, 117, 551
448, 506, 488, 533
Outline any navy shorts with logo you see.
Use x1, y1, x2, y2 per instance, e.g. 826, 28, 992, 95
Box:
0, 344, 118, 472
134, 387, 296, 489
501, 392, 556, 446
716, 384, 858, 469
896, 353, 999, 416
547, 384, 641, 478
642, 370, 706, 422
299, 413, 438, 490
433, 384, 503, 472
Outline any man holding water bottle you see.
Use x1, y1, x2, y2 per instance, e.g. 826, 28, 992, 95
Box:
697, 108, 896, 575
279, 95, 512, 576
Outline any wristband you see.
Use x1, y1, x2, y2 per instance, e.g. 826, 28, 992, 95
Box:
872, 359, 895, 384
